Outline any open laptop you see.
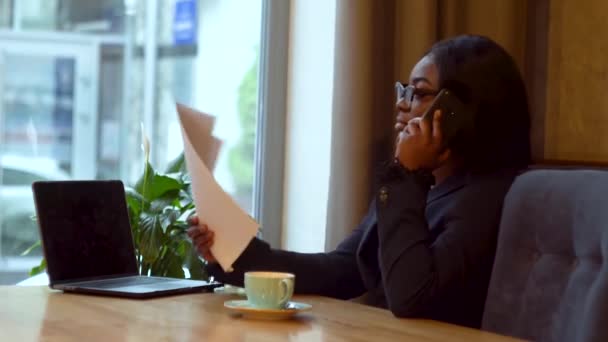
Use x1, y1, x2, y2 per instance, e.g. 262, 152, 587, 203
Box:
32, 180, 221, 298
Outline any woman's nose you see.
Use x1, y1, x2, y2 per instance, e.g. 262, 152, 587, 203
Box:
395, 101, 411, 117
396, 98, 410, 112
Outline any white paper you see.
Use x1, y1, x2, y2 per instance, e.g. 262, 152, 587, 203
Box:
177, 103, 259, 272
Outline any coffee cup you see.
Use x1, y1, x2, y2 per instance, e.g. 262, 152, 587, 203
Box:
244, 271, 295, 309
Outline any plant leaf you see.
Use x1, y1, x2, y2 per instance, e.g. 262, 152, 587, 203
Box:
188, 249, 207, 280
168, 221, 189, 236
134, 163, 183, 202
125, 186, 144, 205
165, 152, 186, 173
159, 208, 181, 233
165, 255, 185, 278
125, 187, 145, 213
21, 240, 41, 256
176, 239, 189, 256
29, 258, 47, 276
144, 177, 182, 202
139, 214, 164, 264
149, 191, 181, 213
178, 189, 194, 207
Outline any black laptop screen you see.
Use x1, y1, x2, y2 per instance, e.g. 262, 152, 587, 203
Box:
32, 180, 138, 284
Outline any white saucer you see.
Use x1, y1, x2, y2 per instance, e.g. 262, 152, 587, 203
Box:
214, 285, 246, 296
224, 300, 312, 320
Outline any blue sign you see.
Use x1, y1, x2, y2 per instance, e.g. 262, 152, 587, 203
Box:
173, 0, 197, 45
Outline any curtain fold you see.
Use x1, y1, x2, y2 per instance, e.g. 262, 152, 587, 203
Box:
324, 0, 375, 250
324, 0, 528, 250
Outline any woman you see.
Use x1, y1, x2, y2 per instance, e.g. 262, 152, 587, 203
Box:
187, 35, 531, 328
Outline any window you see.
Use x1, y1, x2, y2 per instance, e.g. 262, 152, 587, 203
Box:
0, 0, 285, 284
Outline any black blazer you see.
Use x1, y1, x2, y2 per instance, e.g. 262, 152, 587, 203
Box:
208, 166, 517, 328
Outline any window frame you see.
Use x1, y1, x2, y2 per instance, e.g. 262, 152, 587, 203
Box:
253, 0, 290, 248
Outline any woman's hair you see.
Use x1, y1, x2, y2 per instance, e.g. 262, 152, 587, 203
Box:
426, 35, 531, 173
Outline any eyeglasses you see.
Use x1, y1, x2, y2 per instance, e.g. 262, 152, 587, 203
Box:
395, 82, 440, 105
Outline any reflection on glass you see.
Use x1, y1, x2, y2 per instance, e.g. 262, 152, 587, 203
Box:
0, 0, 11, 28
2, 55, 74, 171
0, 54, 75, 261
13, 0, 125, 33
97, 49, 125, 180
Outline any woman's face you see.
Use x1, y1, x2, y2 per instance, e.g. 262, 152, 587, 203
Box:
395, 55, 440, 131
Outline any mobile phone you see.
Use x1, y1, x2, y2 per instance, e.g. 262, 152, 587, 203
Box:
422, 88, 472, 147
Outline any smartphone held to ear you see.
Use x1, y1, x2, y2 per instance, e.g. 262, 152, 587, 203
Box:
422, 88, 472, 147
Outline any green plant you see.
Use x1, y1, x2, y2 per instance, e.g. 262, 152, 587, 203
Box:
25, 152, 207, 280
126, 153, 207, 279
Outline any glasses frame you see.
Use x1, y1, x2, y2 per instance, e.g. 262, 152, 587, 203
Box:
395, 82, 440, 105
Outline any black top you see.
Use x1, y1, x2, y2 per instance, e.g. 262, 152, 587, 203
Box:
208, 165, 517, 328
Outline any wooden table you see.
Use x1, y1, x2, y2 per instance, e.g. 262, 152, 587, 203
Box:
0, 286, 524, 342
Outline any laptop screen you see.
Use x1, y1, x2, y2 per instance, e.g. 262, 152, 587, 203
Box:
32, 180, 138, 284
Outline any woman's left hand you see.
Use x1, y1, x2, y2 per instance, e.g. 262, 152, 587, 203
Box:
394, 110, 449, 171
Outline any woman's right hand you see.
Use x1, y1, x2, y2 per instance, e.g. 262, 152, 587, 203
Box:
187, 215, 217, 264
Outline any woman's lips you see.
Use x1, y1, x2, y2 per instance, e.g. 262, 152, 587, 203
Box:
395, 121, 406, 131
395, 113, 408, 131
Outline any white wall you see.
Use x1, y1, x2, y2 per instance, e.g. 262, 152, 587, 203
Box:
281, 0, 336, 252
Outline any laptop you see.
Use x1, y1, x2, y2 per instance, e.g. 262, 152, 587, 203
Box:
32, 180, 221, 298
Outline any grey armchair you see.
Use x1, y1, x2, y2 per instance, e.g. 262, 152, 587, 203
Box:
482, 169, 608, 342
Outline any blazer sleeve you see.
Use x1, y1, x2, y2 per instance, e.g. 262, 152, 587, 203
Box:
376, 169, 511, 318
206, 203, 376, 300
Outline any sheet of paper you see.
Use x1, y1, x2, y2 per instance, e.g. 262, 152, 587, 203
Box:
175, 103, 219, 170
177, 104, 259, 272
205, 137, 222, 172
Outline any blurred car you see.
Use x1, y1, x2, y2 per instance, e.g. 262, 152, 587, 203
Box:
0, 155, 70, 257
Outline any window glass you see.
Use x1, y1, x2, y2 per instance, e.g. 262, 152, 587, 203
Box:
0, 0, 263, 283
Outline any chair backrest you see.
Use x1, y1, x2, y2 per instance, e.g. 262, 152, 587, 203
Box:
482, 169, 608, 342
